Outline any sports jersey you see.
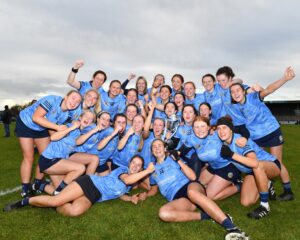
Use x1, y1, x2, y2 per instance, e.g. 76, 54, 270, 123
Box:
20, 95, 79, 131
150, 156, 190, 201
231, 92, 280, 140
174, 124, 195, 159
42, 123, 81, 159
100, 91, 126, 119
185, 93, 205, 111
140, 132, 157, 167
90, 166, 131, 202
78, 81, 106, 96
112, 132, 142, 167
97, 127, 119, 166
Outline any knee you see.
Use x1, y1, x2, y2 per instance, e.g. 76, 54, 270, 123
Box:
240, 197, 255, 207
158, 207, 172, 222
187, 188, 202, 201
66, 207, 85, 217
77, 164, 86, 175
205, 190, 217, 200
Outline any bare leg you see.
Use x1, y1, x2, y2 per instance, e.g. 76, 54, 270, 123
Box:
68, 153, 99, 175
57, 196, 92, 217
206, 175, 235, 200
270, 145, 290, 183
19, 137, 35, 184
33, 137, 50, 179
240, 175, 259, 207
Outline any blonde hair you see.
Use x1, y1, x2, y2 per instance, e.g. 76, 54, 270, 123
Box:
84, 89, 101, 114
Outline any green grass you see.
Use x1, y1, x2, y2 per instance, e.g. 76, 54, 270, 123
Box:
0, 124, 300, 240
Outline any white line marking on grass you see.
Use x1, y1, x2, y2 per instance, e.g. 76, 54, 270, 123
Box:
0, 186, 21, 196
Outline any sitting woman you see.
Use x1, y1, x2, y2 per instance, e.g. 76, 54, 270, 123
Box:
4, 155, 155, 217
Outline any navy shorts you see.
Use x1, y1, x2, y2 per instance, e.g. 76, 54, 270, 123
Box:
75, 175, 101, 204
38, 155, 61, 173
96, 163, 109, 173
247, 159, 281, 176
254, 128, 284, 147
111, 161, 120, 171
15, 116, 49, 138
173, 181, 204, 200
207, 164, 241, 183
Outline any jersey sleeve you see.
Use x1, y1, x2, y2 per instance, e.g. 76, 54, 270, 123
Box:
39, 95, 58, 113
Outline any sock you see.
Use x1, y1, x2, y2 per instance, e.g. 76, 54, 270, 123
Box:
283, 182, 292, 193
33, 178, 42, 187
22, 183, 31, 193
221, 218, 235, 231
21, 197, 30, 206
55, 181, 67, 192
200, 212, 211, 221
259, 192, 270, 210
39, 181, 49, 192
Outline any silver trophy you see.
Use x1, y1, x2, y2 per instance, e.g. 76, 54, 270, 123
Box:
162, 114, 180, 141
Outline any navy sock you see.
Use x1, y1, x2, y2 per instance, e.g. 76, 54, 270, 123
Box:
260, 192, 269, 203
283, 182, 292, 193
200, 212, 211, 221
21, 197, 30, 206
221, 218, 235, 231
34, 178, 42, 187
56, 181, 67, 192
22, 183, 31, 193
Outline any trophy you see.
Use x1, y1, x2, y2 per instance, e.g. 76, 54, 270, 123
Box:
162, 114, 180, 141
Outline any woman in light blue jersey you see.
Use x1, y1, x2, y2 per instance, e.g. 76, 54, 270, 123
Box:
229, 67, 295, 201
67, 59, 107, 96
171, 74, 184, 98
68, 111, 111, 175
173, 92, 185, 121
139, 139, 249, 240
183, 81, 205, 111
4, 155, 155, 217
16, 90, 82, 198
217, 117, 281, 219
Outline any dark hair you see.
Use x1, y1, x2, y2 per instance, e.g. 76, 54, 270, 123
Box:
126, 88, 138, 99
171, 74, 185, 84
164, 101, 178, 113
109, 80, 121, 88
154, 74, 165, 83
93, 70, 107, 83
216, 66, 235, 78
125, 104, 138, 114
202, 73, 216, 83
129, 154, 145, 170
151, 139, 166, 153
113, 113, 127, 125
182, 104, 198, 122
230, 83, 245, 104
199, 102, 212, 119
96, 111, 110, 119
174, 92, 186, 101
184, 81, 196, 89
4, 105, 9, 110
160, 85, 172, 94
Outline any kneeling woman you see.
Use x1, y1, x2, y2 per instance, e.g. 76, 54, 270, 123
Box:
4, 155, 155, 217
143, 139, 249, 240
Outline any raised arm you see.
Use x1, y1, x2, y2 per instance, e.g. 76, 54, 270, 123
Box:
143, 101, 155, 138
260, 67, 296, 99
169, 151, 196, 180
67, 60, 84, 90
76, 125, 101, 146
118, 127, 134, 150
120, 162, 155, 185
50, 121, 80, 141
98, 127, 120, 150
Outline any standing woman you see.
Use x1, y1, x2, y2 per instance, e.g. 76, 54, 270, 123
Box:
140, 139, 249, 240
67, 60, 107, 96
229, 67, 296, 200
16, 90, 82, 198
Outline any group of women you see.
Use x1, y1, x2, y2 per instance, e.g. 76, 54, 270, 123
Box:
4, 60, 296, 240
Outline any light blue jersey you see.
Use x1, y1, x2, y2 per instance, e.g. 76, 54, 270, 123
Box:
90, 166, 131, 202
113, 133, 142, 167
100, 91, 126, 120
185, 93, 205, 111
204, 84, 226, 125
79, 81, 106, 96
174, 124, 195, 159
247, 138, 277, 162
20, 95, 79, 131
97, 127, 119, 166
140, 132, 157, 167
150, 156, 190, 201
42, 123, 81, 159
188, 132, 230, 169
231, 92, 280, 140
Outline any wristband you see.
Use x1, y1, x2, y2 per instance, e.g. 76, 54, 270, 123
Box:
71, 68, 79, 73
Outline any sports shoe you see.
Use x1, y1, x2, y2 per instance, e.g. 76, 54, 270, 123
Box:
278, 191, 294, 201
225, 228, 250, 240
268, 181, 276, 201
21, 191, 34, 199
247, 205, 269, 219
3, 200, 24, 212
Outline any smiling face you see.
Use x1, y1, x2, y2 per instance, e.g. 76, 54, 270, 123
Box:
126, 90, 138, 104
202, 76, 215, 92
80, 111, 95, 128
151, 139, 166, 161
92, 73, 106, 89
153, 118, 164, 137
65, 92, 82, 110
174, 94, 184, 108
114, 115, 127, 134
97, 112, 110, 129
199, 104, 211, 118
109, 81, 121, 98
126, 105, 138, 122
132, 115, 144, 133
160, 87, 171, 101
136, 78, 147, 93
128, 156, 144, 174
165, 102, 177, 118
217, 124, 233, 143
216, 73, 231, 89
153, 75, 164, 88
172, 76, 183, 91
184, 82, 195, 98
84, 90, 99, 108
230, 84, 246, 103
183, 105, 196, 125
193, 120, 210, 138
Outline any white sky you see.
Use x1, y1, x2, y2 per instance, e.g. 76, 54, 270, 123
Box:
1, 0, 299, 109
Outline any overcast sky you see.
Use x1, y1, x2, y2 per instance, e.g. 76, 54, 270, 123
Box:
1, 0, 299, 109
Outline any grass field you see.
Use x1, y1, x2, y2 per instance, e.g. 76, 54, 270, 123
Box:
0, 124, 299, 240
